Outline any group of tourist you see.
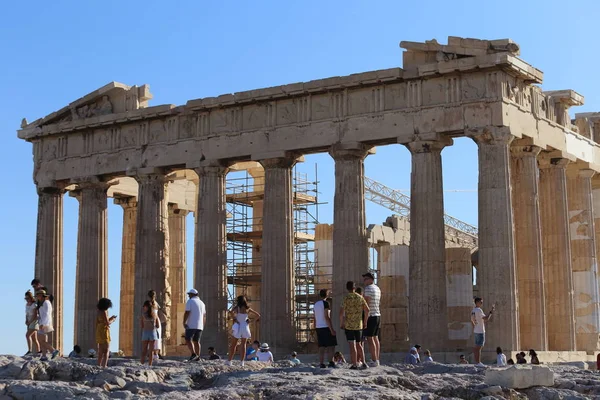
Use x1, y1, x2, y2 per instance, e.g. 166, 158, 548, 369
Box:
23, 279, 60, 361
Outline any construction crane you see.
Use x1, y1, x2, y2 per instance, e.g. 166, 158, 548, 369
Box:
364, 176, 478, 249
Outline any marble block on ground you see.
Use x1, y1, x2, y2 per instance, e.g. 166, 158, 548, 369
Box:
484, 365, 554, 389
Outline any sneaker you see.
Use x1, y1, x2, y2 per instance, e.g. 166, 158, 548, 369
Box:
187, 354, 198, 362
225, 360, 231, 366
349, 365, 358, 370
51, 350, 59, 359
241, 361, 245, 367
373, 360, 380, 367
328, 361, 337, 368
194, 355, 201, 362
476, 362, 485, 367
40, 356, 48, 362
23, 351, 32, 357
319, 363, 327, 368
360, 363, 369, 370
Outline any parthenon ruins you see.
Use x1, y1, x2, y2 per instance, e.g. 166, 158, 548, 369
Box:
18, 36, 600, 361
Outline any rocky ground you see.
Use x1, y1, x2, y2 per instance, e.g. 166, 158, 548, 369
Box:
1, 355, 600, 399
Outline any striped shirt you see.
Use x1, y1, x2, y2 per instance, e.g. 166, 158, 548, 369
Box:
363, 284, 381, 317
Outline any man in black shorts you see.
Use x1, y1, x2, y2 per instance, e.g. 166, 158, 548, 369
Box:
339, 281, 370, 370
313, 289, 337, 368
362, 272, 381, 366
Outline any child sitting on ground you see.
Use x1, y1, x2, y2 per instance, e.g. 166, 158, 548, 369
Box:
290, 351, 301, 365
333, 351, 346, 365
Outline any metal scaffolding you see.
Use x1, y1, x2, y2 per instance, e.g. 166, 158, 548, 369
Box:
225, 166, 320, 345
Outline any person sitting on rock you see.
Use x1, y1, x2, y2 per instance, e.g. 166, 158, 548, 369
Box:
333, 351, 346, 365
68, 345, 82, 358
516, 352, 527, 364
458, 354, 468, 364
423, 349, 433, 362
496, 347, 507, 367
256, 343, 274, 364
404, 347, 418, 365
507, 358, 515, 365
529, 349, 540, 365
208, 347, 220, 360
290, 351, 301, 365
245, 340, 260, 361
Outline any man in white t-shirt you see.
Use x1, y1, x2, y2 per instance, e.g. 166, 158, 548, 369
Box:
471, 297, 494, 367
362, 272, 381, 366
313, 289, 337, 368
183, 289, 206, 362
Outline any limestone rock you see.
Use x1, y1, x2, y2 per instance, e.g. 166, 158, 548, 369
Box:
485, 365, 555, 389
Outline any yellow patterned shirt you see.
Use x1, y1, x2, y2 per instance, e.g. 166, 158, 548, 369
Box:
342, 292, 368, 330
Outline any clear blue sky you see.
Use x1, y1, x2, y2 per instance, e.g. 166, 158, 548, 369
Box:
1, 0, 598, 355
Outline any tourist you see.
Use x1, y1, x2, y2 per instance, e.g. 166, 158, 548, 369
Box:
313, 289, 337, 368
208, 347, 220, 360
459, 354, 468, 364
529, 349, 540, 365
471, 297, 495, 367
362, 272, 381, 367
507, 358, 515, 365
31, 279, 54, 304
290, 351, 301, 365
183, 288, 206, 362
404, 347, 418, 365
496, 347, 507, 367
246, 340, 260, 361
517, 351, 527, 364
227, 295, 260, 366
333, 351, 346, 365
257, 343, 274, 364
96, 297, 117, 368
68, 345, 82, 358
24, 290, 40, 356
423, 349, 433, 362
36, 290, 59, 361
88, 348, 96, 358
140, 300, 159, 366
339, 281, 370, 370
414, 344, 422, 363
147, 290, 164, 361
354, 287, 367, 367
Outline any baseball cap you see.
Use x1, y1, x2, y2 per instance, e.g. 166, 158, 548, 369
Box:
187, 289, 198, 295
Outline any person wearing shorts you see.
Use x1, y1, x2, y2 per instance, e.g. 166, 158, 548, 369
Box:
183, 289, 206, 362
339, 281, 369, 370
471, 297, 494, 367
314, 289, 337, 368
362, 272, 381, 366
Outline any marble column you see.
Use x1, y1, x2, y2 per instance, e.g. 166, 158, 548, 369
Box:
470, 127, 519, 353
405, 137, 450, 351
329, 143, 371, 352
34, 187, 65, 351
510, 143, 547, 350
538, 153, 576, 351
194, 165, 229, 352
566, 165, 600, 352
74, 180, 109, 353
133, 171, 170, 357
115, 196, 137, 356
168, 204, 188, 346
259, 156, 297, 356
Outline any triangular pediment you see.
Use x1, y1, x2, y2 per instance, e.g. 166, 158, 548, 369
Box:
22, 81, 152, 129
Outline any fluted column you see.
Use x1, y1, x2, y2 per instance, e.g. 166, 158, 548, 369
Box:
194, 165, 229, 352
539, 153, 576, 350
470, 127, 519, 353
34, 187, 65, 351
510, 143, 547, 350
329, 143, 371, 352
74, 180, 109, 353
168, 204, 188, 346
260, 156, 297, 356
115, 196, 137, 356
405, 136, 450, 351
133, 171, 170, 357
566, 165, 600, 352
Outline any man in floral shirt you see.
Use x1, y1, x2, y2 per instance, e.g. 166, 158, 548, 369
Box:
339, 281, 369, 370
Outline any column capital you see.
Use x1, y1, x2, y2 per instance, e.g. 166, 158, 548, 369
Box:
114, 196, 137, 209
194, 164, 230, 177
168, 203, 190, 217
566, 163, 596, 179
467, 126, 514, 146
538, 151, 572, 169
72, 177, 112, 191
404, 134, 452, 154
329, 142, 374, 160
259, 156, 300, 169
36, 186, 66, 196
510, 142, 542, 158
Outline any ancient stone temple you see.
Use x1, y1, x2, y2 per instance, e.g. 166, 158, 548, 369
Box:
19, 36, 600, 360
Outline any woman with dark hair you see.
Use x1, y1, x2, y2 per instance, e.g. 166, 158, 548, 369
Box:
227, 295, 260, 366
96, 298, 117, 368
529, 349, 540, 365
141, 300, 159, 366
24, 291, 40, 356
147, 290, 163, 361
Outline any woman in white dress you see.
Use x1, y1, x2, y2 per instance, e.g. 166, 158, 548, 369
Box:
227, 295, 260, 366
147, 290, 163, 361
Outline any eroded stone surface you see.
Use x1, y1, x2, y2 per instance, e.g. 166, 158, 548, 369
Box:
485, 365, 555, 389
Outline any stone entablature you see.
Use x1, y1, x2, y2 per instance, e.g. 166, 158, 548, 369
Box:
21, 36, 600, 188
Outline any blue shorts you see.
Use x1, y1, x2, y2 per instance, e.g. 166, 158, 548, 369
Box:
142, 330, 158, 341
474, 333, 485, 346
